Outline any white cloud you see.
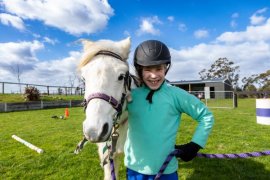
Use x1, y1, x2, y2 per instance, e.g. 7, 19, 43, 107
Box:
194, 29, 209, 39
1, 0, 114, 35
250, 7, 268, 25
0, 13, 25, 30
230, 20, 237, 28
136, 16, 162, 36
25, 51, 82, 86
167, 16, 174, 22
231, 13, 239, 18
0, 40, 44, 83
257, 7, 268, 14
178, 23, 187, 32
250, 14, 266, 25
217, 18, 270, 43
43, 37, 58, 45
124, 30, 131, 37
230, 12, 239, 28
0, 41, 44, 65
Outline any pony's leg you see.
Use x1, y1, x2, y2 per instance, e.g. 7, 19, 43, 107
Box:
103, 163, 112, 180
97, 143, 113, 180
103, 155, 120, 180
113, 154, 121, 179
74, 137, 88, 154
111, 119, 128, 179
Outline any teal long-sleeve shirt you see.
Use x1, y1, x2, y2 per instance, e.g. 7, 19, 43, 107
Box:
124, 82, 214, 175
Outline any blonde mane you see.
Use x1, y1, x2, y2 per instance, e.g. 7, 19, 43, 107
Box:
78, 37, 131, 70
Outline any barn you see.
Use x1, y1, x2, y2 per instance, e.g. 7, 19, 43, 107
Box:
169, 78, 233, 99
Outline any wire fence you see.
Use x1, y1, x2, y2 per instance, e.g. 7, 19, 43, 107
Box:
0, 81, 84, 96
190, 91, 237, 108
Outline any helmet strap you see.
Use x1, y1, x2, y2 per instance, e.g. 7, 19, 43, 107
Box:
146, 90, 155, 104
145, 80, 165, 104
165, 63, 171, 74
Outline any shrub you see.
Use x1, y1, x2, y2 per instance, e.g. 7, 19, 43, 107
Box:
23, 86, 40, 101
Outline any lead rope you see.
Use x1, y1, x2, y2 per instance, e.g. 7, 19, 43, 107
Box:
154, 149, 270, 180
110, 158, 116, 180
154, 150, 180, 180
197, 150, 270, 158
109, 126, 119, 180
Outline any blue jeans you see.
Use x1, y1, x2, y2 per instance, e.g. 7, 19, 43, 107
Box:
126, 168, 178, 180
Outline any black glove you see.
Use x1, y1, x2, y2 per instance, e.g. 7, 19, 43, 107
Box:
175, 142, 202, 162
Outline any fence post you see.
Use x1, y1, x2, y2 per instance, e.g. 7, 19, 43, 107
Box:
233, 92, 238, 108
4, 102, 7, 112
2, 82, 4, 94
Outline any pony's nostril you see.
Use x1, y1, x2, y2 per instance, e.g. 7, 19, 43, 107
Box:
100, 123, 109, 138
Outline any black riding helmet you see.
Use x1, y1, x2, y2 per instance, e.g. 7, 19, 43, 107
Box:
133, 40, 171, 78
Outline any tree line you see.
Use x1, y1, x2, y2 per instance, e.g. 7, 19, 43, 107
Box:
198, 57, 270, 92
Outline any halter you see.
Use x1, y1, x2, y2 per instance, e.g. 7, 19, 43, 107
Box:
82, 50, 131, 119
82, 92, 125, 116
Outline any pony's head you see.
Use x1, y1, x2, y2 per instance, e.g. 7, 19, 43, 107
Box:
78, 37, 131, 143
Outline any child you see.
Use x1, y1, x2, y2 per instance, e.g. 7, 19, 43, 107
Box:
124, 40, 214, 180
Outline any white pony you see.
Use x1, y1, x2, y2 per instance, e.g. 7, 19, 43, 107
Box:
76, 37, 138, 180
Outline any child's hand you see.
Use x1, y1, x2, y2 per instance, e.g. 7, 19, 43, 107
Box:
175, 142, 201, 162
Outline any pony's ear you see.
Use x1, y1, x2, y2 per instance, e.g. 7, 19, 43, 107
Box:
77, 39, 100, 69
79, 39, 95, 52
119, 37, 131, 60
120, 36, 131, 44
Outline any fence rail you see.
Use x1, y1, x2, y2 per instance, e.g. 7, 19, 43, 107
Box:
0, 100, 83, 113
236, 91, 269, 98
0, 81, 84, 95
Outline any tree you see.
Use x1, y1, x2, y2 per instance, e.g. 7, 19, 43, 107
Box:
10, 64, 23, 94
242, 74, 258, 91
23, 86, 40, 101
199, 57, 240, 89
242, 69, 270, 91
256, 70, 270, 91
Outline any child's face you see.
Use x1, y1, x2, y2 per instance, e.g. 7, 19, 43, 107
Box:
142, 64, 166, 90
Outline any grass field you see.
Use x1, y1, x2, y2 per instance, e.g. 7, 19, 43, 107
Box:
1, 98, 270, 179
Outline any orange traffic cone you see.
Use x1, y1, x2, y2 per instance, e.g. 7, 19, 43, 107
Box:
64, 108, 69, 118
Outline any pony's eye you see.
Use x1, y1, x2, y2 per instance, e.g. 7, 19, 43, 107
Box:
118, 74, 125, 81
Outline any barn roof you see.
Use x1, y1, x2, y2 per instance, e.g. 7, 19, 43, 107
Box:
169, 78, 229, 85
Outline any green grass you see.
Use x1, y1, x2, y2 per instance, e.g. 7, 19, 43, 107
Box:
1, 99, 270, 179
0, 94, 83, 103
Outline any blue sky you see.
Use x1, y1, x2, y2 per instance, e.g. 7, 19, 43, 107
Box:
0, 0, 270, 91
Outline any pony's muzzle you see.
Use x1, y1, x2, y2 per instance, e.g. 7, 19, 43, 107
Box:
83, 121, 111, 143
100, 123, 109, 139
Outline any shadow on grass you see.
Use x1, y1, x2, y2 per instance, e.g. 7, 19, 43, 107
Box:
181, 157, 270, 179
